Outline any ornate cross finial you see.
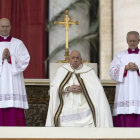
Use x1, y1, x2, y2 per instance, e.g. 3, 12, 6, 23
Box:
54, 10, 80, 63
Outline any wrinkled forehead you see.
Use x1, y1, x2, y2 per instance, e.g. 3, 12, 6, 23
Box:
127, 34, 139, 40
70, 52, 81, 58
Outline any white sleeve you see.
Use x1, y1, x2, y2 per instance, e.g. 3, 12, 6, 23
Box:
63, 82, 71, 92
0, 56, 3, 76
11, 41, 30, 75
137, 65, 140, 73
50, 68, 62, 87
109, 53, 125, 82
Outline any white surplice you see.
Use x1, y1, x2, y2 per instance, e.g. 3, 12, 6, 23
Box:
46, 64, 113, 127
0, 37, 30, 109
109, 50, 140, 116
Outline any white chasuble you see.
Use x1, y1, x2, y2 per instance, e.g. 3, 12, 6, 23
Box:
46, 64, 113, 127
109, 50, 140, 116
0, 37, 30, 109
60, 73, 93, 127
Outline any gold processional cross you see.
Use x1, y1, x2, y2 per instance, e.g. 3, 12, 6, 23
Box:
54, 10, 79, 63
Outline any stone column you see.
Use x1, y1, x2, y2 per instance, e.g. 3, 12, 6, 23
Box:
113, 0, 140, 55
99, 0, 113, 80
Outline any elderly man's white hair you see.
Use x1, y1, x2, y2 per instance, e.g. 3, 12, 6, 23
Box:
69, 50, 81, 58
127, 31, 140, 40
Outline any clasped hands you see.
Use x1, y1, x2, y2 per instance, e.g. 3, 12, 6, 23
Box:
125, 62, 138, 71
2, 48, 10, 60
67, 85, 82, 93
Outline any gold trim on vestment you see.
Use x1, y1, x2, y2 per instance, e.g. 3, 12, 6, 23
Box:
78, 68, 93, 74
54, 71, 73, 127
62, 66, 70, 72
62, 65, 93, 74
75, 73, 96, 127
54, 67, 96, 127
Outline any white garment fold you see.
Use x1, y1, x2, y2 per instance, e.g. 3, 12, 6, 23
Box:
0, 37, 30, 109
46, 64, 113, 127
60, 73, 93, 127
109, 50, 140, 116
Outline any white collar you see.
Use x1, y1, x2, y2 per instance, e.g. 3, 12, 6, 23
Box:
70, 64, 83, 71
62, 63, 92, 74
132, 49, 135, 51
0, 35, 9, 39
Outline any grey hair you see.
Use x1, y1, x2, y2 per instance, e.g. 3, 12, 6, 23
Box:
69, 50, 81, 58
127, 31, 140, 40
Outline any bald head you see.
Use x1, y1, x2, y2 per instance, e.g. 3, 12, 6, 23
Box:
0, 18, 11, 36
0, 18, 11, 25
70, 50, 81, 58
69, 50, 82, 69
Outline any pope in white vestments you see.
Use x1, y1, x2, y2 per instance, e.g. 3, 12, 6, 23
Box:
46, 50, 113, 127
0, 18, 30, 126
109, 31, 140, 127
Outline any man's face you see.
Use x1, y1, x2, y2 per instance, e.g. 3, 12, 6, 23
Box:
69, 51, 82, 69
127, 34, 140, 49
0, 19, 11, 36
